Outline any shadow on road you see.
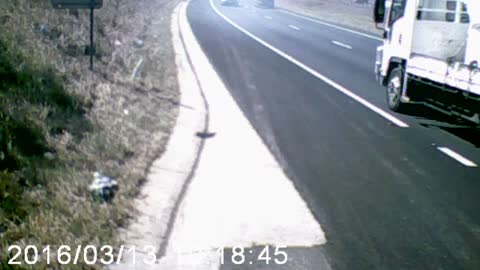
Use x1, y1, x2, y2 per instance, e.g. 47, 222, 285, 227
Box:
400, 104, 480, 148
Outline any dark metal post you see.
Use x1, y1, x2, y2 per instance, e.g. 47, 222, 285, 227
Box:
51, 1, 103, 71
89, 7, 94, 71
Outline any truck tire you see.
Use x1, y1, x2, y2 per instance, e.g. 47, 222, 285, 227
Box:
386, 67, 407, 112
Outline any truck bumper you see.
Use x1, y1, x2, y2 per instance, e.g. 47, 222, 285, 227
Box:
375, 46, 384, 85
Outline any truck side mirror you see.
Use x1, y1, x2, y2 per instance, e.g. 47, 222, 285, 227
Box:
373, 0, 385, 25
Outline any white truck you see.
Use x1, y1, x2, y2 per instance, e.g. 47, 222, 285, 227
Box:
373, 0, 480, 124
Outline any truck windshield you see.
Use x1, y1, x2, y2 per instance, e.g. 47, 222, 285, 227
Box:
389, 0, 407, 26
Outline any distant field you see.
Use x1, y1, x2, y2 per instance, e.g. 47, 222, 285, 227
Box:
276, 0, 383, 36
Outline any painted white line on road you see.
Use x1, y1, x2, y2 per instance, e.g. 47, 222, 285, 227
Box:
209, 0, 409, 128
332, 40, 352, 50
264, 15, 272, 20
437, 147, 477, 167
289, 24, 300, 31
279, 9, 383, 41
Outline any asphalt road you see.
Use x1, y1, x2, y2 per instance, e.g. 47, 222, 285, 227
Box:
186, 0, 480, 269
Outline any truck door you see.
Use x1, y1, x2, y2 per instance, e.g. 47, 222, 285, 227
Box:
384, 0, 408, 52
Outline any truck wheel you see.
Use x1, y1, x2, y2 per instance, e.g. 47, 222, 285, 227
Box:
386, 67, 407, 112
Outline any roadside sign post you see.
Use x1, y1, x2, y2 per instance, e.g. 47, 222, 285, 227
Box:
90, 6, 94, 71
51, 0, 103, 71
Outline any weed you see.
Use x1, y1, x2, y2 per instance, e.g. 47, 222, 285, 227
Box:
0, 0, 180, 268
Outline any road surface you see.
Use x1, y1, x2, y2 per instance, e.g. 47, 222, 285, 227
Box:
184, 0, 480, 269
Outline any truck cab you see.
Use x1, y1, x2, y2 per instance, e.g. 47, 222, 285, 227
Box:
373, 0, 480, 124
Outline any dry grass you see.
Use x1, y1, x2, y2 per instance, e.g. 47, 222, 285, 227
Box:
0, 0, 181, 268
276, 0, 383, 36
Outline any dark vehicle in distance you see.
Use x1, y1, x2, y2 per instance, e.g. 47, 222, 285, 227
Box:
257, 0, 274, 8
221, 0, 239, 6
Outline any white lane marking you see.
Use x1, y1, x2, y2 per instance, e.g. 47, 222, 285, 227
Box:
279, 9, 382, 41
289, 24, 300, 31
332, 40, 352, 50
209, 0, 409, 128
264, 15, 272, 20
437, 147, 477, 167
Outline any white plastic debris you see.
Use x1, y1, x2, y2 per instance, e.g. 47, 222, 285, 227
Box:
130, 57, 144, 81
114, 40, 122, 46
133, 39, 144, 48
89, 172, 119, 202
43, 152, 55, 160
40, 24, 49, 35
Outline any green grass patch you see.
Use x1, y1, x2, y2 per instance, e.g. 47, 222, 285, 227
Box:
0, 38, 89, 230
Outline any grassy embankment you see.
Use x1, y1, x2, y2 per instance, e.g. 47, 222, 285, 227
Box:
0, 0, 180, 268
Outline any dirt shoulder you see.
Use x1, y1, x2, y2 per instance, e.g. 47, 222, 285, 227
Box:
0, 0, 180, 268
276, 0, 382, 36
